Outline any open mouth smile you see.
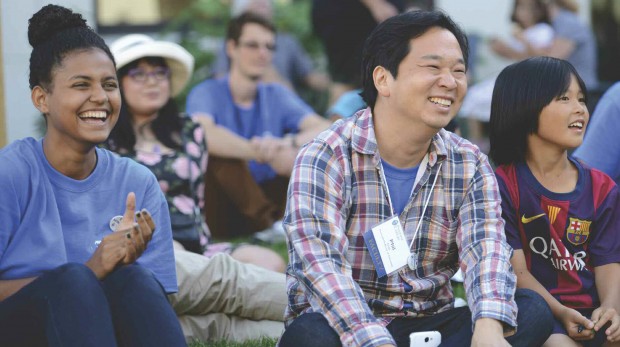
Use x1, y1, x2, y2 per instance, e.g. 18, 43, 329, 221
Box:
428, 97, 452, 107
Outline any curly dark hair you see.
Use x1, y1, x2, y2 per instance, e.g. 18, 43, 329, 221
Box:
28, 4, 115, 90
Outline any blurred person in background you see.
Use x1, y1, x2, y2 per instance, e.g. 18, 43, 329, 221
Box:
311, 0, 405, 106
574, 82, 620, 185
490, 0, 598, 90
211, 0, 330, 94
187, 13, 331, 243
459, 0, 555, 153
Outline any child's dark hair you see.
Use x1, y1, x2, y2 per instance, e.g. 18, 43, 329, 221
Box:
28, 4, 115, 90
489, 56, 587, 166
106, 57, 183, 153
360, 10, 469, 109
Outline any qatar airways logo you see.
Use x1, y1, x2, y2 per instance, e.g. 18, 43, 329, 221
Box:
529, 237, 588, 271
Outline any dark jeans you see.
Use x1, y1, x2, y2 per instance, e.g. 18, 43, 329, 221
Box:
280, 288, 553, 347
0, 263, 186, 347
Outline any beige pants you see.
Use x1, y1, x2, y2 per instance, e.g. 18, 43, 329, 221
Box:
169, 250, 286, 342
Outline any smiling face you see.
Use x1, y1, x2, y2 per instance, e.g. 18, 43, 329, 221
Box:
529, 74, 589, 151
227, 22, 275, 80
379, 27, 467, 132
121, 59, 171, 121
33, 48, 120, 148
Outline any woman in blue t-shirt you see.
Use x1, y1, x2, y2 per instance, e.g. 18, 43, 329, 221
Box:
0, 5, 185, 346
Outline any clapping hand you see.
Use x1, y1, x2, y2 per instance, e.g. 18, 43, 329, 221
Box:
85, 192, 156, 279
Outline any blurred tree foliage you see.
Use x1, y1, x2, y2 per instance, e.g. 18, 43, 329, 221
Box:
165, 0, 326, 112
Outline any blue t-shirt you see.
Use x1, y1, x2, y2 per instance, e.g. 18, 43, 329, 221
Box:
382, 160, 419, 216
0, 138, 177, 293
186, 76, 314, 183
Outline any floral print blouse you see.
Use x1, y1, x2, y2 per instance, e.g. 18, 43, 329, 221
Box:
106, 117, 211, 246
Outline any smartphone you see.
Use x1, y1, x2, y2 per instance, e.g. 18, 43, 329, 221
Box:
409, 331, 441, 347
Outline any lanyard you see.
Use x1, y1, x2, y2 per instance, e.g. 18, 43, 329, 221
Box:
378, 160, 443, 250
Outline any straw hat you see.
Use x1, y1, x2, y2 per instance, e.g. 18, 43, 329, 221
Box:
110, 34, 194, 97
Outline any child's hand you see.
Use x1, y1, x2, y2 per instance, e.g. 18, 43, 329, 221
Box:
559, 307, 595, 340
591, 307, 620, 342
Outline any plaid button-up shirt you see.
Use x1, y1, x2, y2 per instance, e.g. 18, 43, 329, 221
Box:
284, 108, 518, 347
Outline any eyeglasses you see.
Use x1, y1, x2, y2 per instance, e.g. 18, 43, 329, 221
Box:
126, 67, 170, 83
238, 41, 276, 52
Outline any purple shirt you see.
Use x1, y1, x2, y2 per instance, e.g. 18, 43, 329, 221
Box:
496, 158, 620, 309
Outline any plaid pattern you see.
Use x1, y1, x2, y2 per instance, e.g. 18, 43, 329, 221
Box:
284, 108, 518, 347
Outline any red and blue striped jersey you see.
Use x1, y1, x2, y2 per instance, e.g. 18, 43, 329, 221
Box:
496, 157, 620, 309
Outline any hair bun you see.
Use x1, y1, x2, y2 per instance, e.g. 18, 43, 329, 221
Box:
28, 4, 88, 47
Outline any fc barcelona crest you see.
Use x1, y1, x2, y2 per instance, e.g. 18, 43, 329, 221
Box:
566, 217, 591, 245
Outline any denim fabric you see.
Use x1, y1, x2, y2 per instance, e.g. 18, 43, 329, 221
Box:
0, 263, 185, 347
280, 289, 552, 347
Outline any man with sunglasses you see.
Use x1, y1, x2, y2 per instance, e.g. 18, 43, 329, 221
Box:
187, 13, 331, 243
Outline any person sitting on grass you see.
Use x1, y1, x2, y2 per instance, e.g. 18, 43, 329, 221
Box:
280, 10, 553, 347
491, 56, 620, 347
0, 4, 185, 346
187, 13, 332, 243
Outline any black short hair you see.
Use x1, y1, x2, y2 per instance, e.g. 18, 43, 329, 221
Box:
226, 12, 276, 44
360, 10, 469, 109
489, 56, 587, 166
28, 4, 115, 90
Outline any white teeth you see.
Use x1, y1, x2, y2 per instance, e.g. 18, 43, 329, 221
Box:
79, 111, 107, 119
429, 97, 452, 106
569, 121, 583, 129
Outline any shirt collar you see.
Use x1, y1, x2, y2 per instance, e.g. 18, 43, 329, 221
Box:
351, 107, 448, 168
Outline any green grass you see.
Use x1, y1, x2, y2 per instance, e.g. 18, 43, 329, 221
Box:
189, 337, 278, 347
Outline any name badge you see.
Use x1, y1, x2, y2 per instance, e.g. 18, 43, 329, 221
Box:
363, 215, 410, 277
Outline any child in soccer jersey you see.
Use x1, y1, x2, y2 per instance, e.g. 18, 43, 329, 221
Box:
490, 56, 620, 347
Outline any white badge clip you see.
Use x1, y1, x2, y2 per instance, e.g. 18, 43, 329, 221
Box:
109, 215, 123, 231
407, 252, 418, 270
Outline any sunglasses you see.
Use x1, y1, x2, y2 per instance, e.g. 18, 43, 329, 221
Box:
238, 41, 276, 52
127, 67, 170, 83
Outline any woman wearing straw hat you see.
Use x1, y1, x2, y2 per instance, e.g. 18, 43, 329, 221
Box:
106, 34, 287, 342
106, 34, 285, 271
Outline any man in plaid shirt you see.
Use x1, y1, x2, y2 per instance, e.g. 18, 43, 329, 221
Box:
279, 10, 553, 347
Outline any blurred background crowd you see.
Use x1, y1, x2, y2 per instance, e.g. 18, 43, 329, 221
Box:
1, 0, 618, 148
